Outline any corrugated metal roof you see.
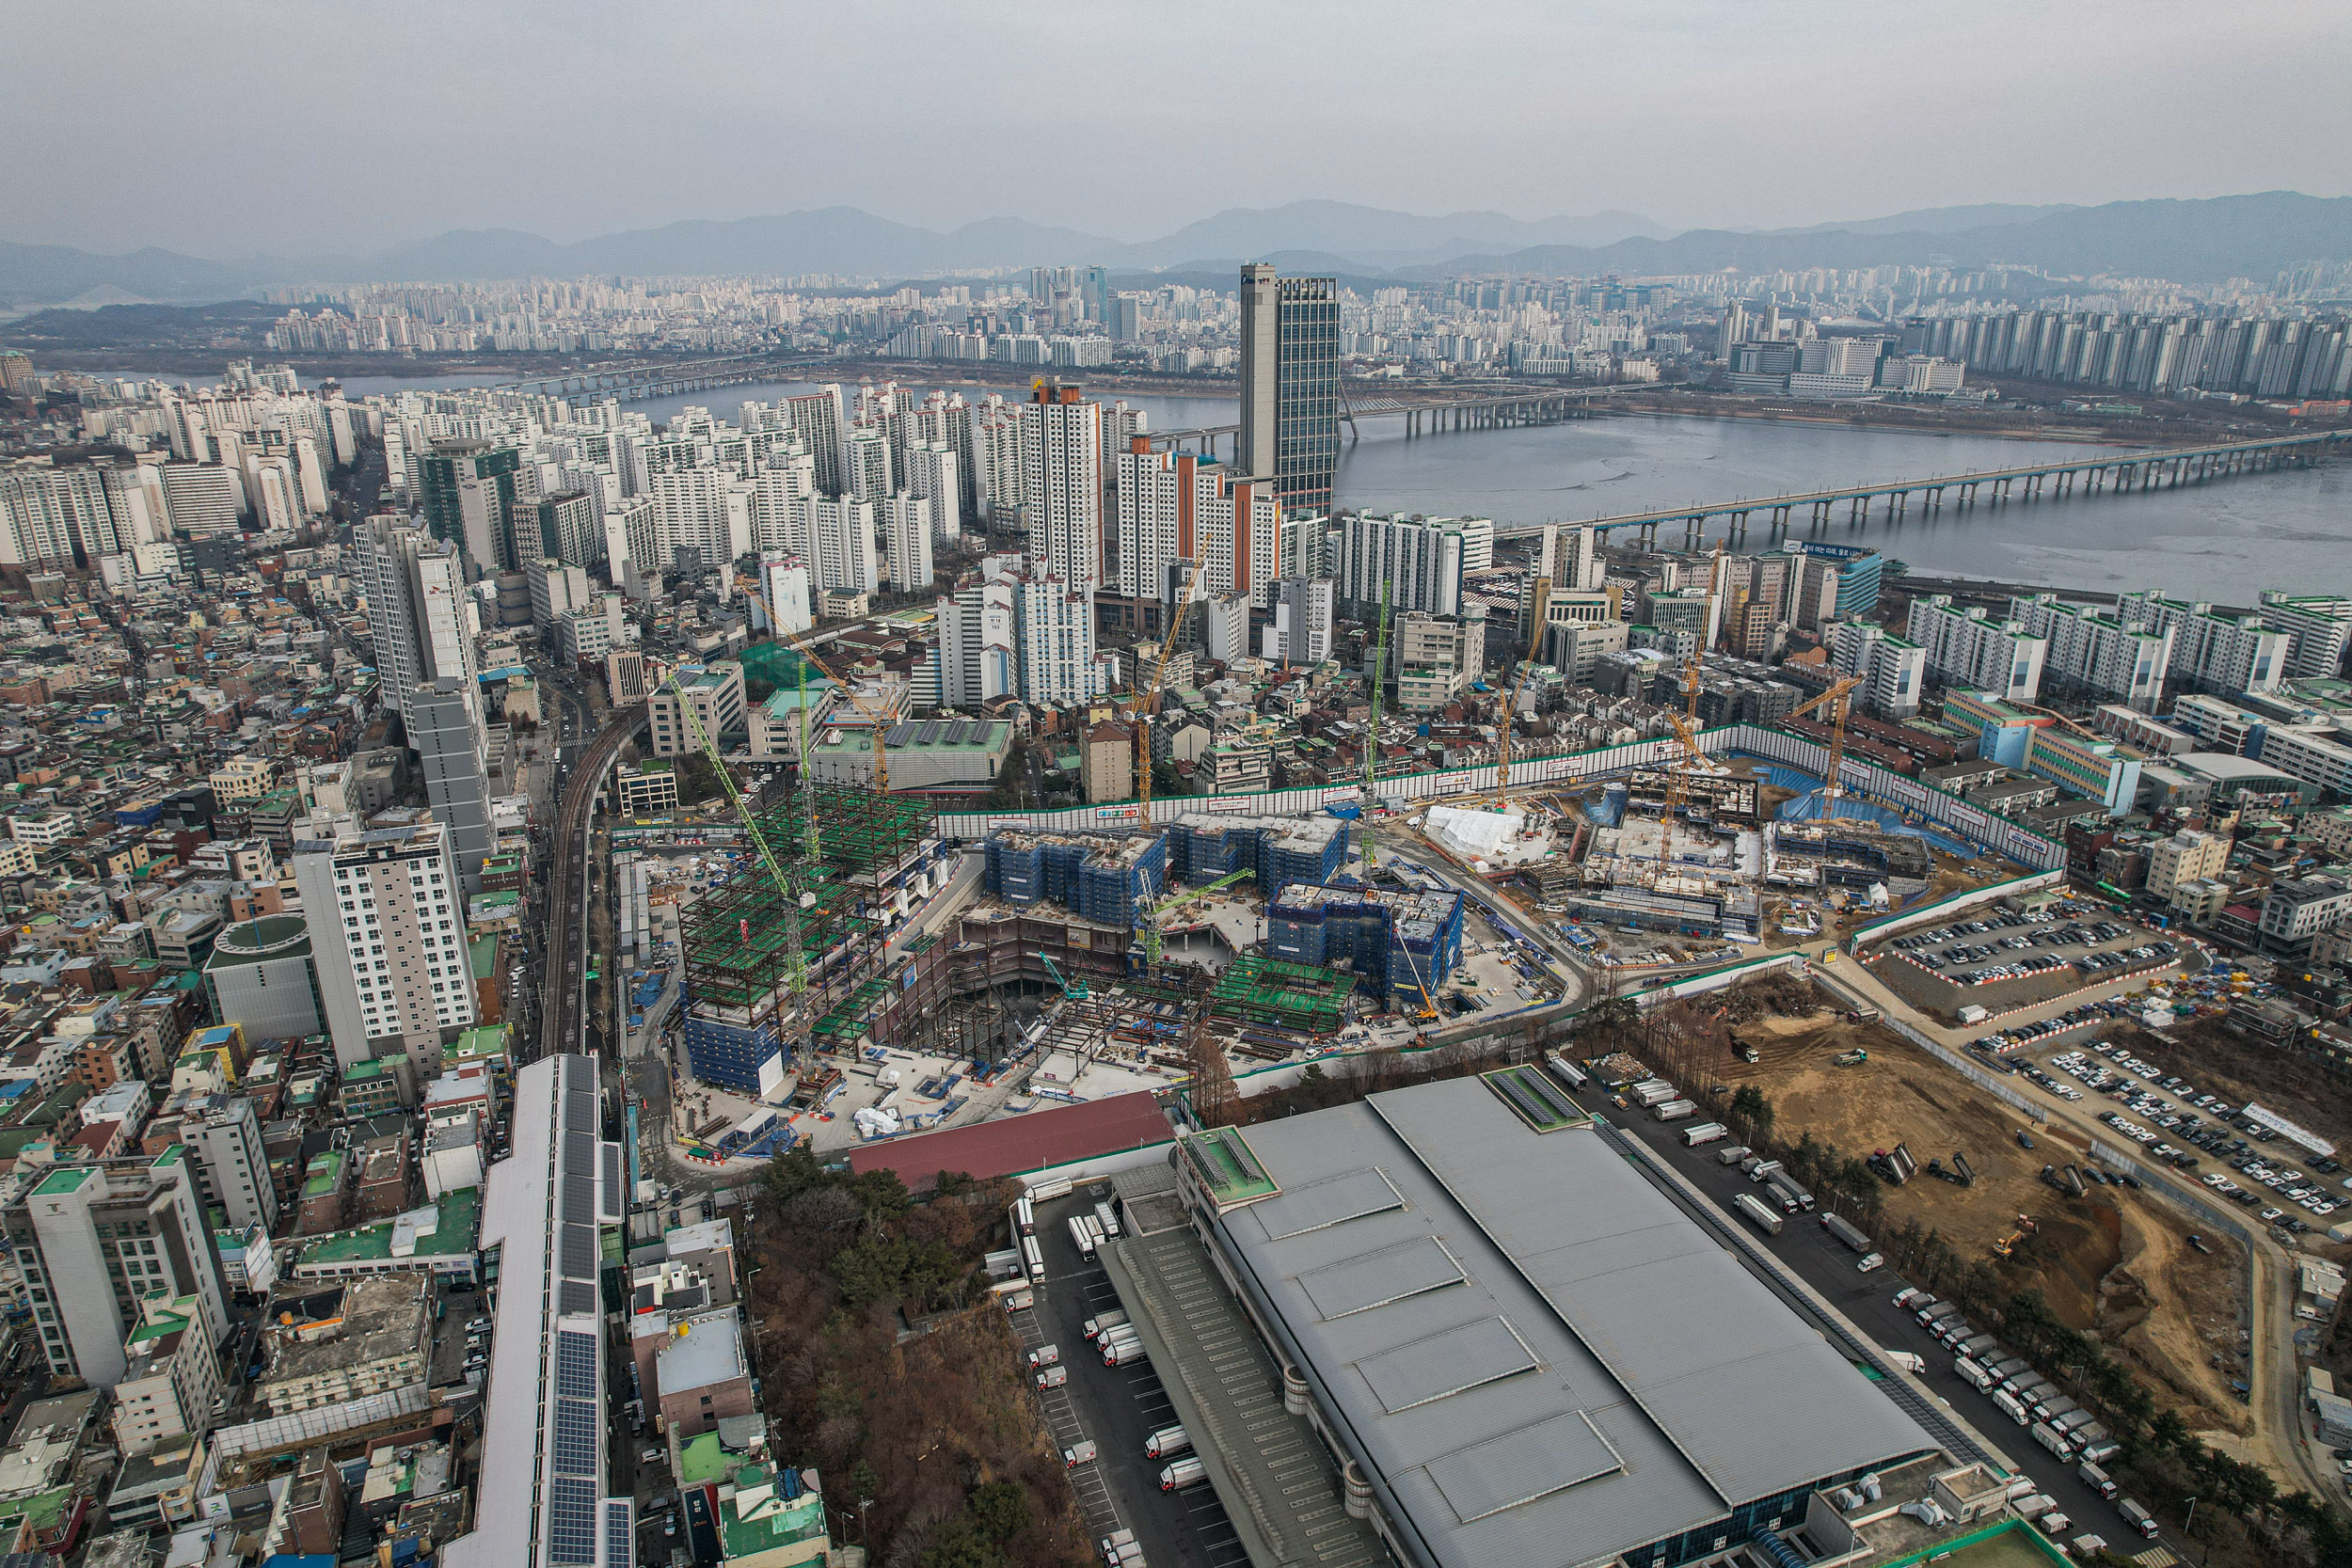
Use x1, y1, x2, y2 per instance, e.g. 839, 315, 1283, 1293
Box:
1208, 1077, 1938, 1568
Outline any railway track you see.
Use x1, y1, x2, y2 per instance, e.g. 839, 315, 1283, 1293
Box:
539, 705, 645, 1063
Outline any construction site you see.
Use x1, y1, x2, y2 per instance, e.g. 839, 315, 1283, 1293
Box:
1632, 981, 2252, 1437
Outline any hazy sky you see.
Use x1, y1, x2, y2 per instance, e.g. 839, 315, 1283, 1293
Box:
9, 0, 2349, 256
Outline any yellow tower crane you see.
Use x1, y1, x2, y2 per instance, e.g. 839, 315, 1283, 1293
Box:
1129, 593, 1200, 823
1783, 674, 1867, 819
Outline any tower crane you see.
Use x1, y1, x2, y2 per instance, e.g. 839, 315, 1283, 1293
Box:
1132, 866, 1252, 974
1782, 673, 1867, 819
1360, 578, 1392, 871
1654, 647, 1709, 868
660, 668, 809, 996
1129, 591, 1201, 824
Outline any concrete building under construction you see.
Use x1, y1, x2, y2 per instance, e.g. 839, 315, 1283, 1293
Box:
1264, 883, 1465, 1009
677, 784, 951, 1095
983, 828, 1167, 926
1163, 812, 1349, 896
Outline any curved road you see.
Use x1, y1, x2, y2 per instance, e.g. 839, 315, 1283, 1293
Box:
539, 704, 646, 1064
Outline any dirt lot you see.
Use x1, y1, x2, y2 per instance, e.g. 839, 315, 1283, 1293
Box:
2101, 1014, 2352, 1163
1716, 1006, 2249, 1432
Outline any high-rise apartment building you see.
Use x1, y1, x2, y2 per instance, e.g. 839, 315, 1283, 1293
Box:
1829, 621, 1927, 720
903, 441, 963, 546
2258, 593, 2352, 679
533, 490, 601, 569
407, 680, 495, 891
1018, 381, 1103, 586
355, 515, 477, 718
1905, 594, 2048, 702
2115, 592, 2290, 696
881, 494, 934, 594
1238, 264, 1342, 515
1267, 577, 1336, 666
159, 461, 241, 537
811, 496, 879, 596
178, 1093, 280, 1234
758, 554, 814, 637
2010, 594, 2173, 711
291, 815, 475, 1078
1325, 513, 1489, 620
527, 558, 592, 628
5, 1148, 230, 1388
419, 439, 520, 570
1114, 442, 1280, 608
933, 559, 1109, 708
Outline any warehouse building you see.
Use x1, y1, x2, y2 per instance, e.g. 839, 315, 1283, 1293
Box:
1174, 1077, 1942, 1568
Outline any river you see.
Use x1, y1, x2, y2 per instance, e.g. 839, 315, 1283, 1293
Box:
196, 370, 2347, 605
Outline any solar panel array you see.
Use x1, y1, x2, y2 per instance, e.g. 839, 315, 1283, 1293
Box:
555, 1329, 597, 1399
552, 1398, 597, 1475
547, 1475, 599, 1565
602, 1499, 634, 1568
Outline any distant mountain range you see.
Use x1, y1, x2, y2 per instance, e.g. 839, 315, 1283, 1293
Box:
5, 192, 2348, 311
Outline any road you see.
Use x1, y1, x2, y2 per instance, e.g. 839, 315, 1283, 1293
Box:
1821, 950, 2339, 1512
1611, 1109, 2161, 1553
539, 703, 645, 1064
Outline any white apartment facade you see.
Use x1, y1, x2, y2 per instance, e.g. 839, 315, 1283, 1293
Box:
1904, 594, 2047, 701
292, 816, 475, 1077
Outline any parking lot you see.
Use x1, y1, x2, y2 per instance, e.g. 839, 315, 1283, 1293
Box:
1019, 1192, 1254, 1567
2040, 1040, 2345, 1230
1869, 903, 2182, 1022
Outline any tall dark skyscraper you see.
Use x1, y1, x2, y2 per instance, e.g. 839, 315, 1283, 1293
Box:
1238, 263, 1341, 517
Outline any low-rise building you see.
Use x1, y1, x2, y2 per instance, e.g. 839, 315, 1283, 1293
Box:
255, 1274, 432, 1416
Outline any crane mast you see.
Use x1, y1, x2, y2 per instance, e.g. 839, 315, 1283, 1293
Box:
662, 670, 809, 996
1360, 579, 1391, 871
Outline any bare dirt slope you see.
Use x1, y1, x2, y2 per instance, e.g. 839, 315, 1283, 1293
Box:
1721, 1009, 2248, 1431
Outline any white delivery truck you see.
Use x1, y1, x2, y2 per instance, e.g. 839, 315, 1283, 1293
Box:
1160, 1457, 1208, 1491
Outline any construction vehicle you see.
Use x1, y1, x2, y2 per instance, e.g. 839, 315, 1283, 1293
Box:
1834, 1048, 1867, 1067
1360, 578, 1391, 871
660, 668, 810, 996
1041, 954, 1088, 1002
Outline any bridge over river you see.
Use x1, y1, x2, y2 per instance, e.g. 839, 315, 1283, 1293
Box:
1487, 429, 2350, 547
